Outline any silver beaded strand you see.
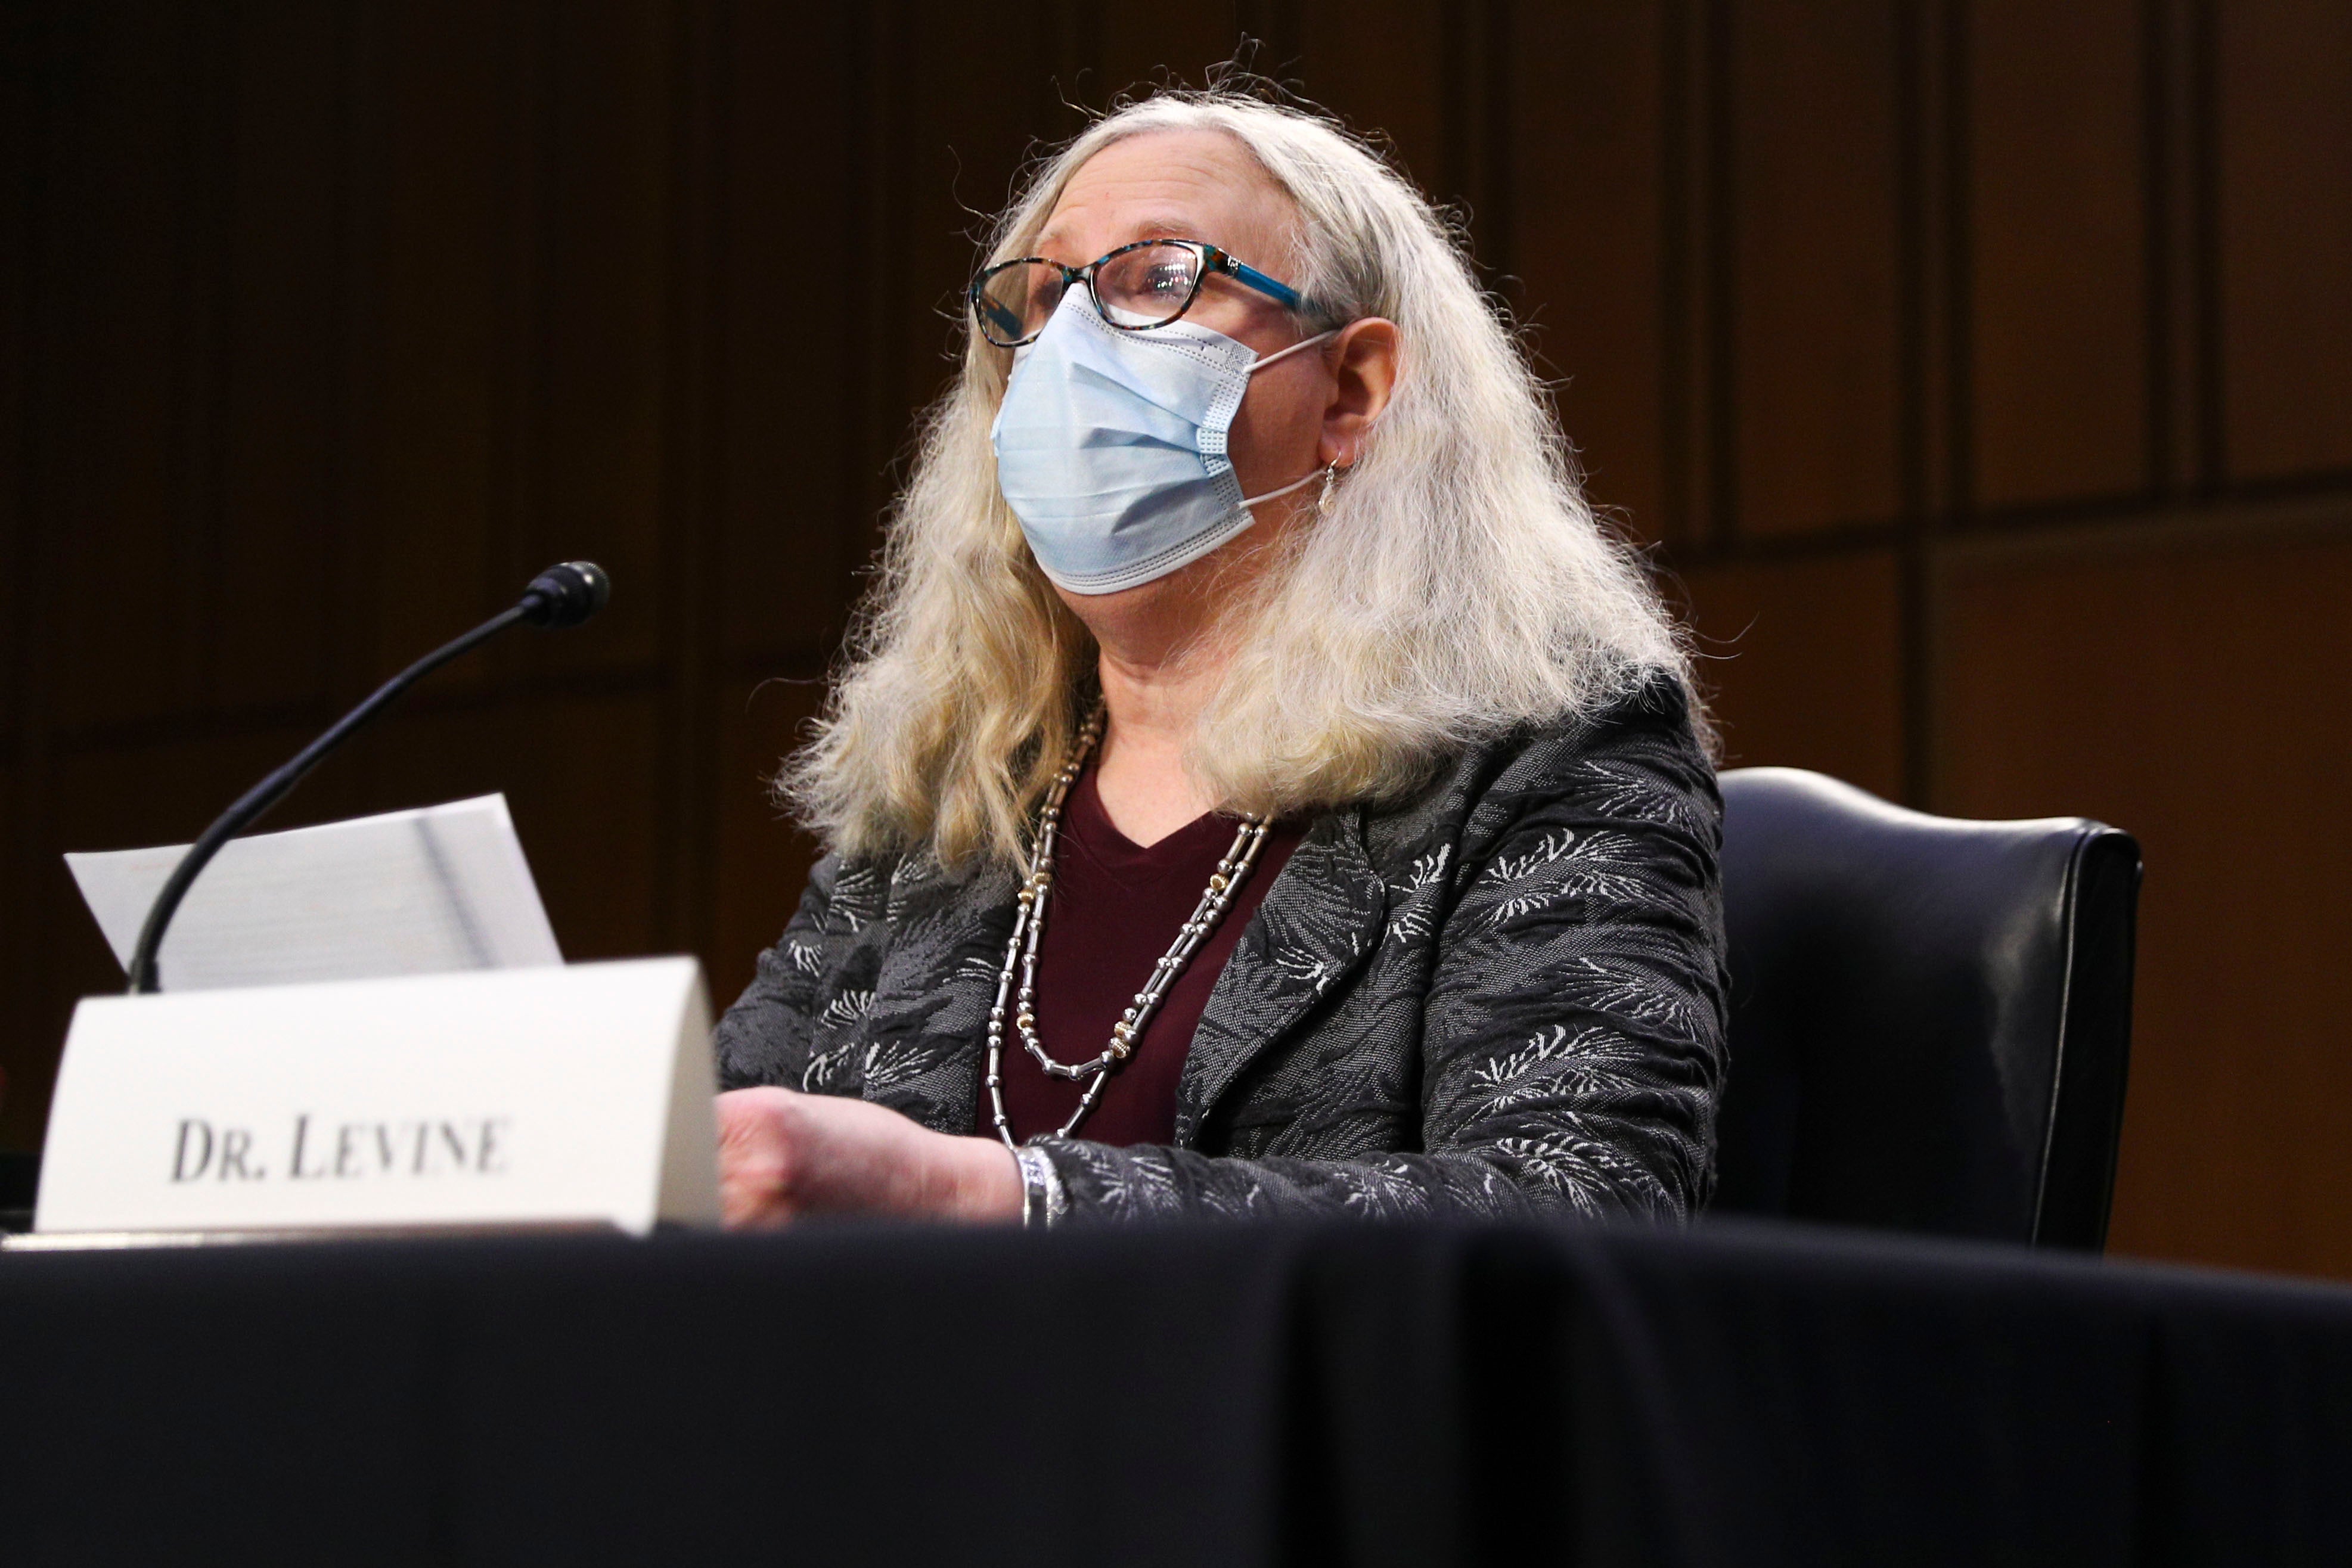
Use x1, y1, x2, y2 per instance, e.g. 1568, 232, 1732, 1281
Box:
986, 708, 1272, 1150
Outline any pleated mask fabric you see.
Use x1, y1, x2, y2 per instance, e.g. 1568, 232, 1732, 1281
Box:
989, 288, 1330, 595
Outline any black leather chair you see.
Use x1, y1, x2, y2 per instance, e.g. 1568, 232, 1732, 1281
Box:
1710, 768, 2142, 1249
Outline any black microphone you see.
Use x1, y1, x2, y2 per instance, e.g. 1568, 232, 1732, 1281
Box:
518, 559, 610, 629
122, 561, 612, 995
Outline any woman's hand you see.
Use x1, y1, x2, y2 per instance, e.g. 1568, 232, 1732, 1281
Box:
715, 1086, 1023, 1228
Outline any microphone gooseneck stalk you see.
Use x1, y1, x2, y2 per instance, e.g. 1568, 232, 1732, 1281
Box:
123, 562, 610, 995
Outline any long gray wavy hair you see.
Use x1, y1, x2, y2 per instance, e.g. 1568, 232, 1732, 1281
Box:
784, 89, 1695, 869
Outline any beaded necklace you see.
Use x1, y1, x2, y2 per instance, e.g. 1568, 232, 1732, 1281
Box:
985, 709, 1272, 1149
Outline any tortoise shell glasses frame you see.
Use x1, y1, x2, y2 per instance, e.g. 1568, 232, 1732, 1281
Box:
969, 238, 1309, 349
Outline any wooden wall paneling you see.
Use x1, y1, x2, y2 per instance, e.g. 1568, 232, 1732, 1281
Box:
848, 2, 912, 606
1665, 0, 1721, 549
686, 1, 864, 968
1092, 6, 1255, 101
1727, 0, 1904, 538
1507, 2, 1673, 544
0, 762, 18, 1144
1, 5, 45, 1149
1966, 0, 2148, 510
207, 1, 348, 719
506, 0, 675, 681
709, 675, 827, 1008
880, 4, 1068, 449
0, 0, 32, 747
1936, 516, 2352, 1277
2, 13, 30, 1142
1895, 0, 1962, 528
2146, 0, 2220, 497
1675, 547, 1906, 800
713, 0, 864, 666
43, 5, 222, 734
1890, 0, 1957, 809
651, 0, 721, 965
367, 0, 513, 693
2217, 0, 2352, 482
1436, 0, 1507, 280
320, 0, 390, 712
1292, 1, 1449, 198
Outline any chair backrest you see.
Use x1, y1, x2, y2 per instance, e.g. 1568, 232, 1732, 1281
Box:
1711, 768, 2142, 1249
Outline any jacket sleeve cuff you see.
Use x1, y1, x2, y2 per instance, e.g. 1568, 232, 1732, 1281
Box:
1014, 1144, 1069, 1229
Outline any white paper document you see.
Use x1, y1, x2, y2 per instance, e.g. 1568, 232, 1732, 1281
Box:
66, 794, 563, 992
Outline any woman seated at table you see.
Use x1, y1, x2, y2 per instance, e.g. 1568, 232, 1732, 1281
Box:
713, 89, 1727, 1228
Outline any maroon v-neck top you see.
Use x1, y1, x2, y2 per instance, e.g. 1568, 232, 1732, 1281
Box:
994, 762, 1303, 1147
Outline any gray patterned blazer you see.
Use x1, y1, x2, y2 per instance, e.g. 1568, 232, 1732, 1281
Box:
715, 672, 1728, 1225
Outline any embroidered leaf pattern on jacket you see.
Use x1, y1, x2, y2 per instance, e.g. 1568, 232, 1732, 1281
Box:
1464, 1023, 1655, 1115
819, 988, 876, 1029
801, 1043, 854, 1093
1486, 830, 1660, 925
1386, 844, 1453, 944
1565, 757, 1711, 834
712, 673, 1729, 1227
859, 1039, 933, 1092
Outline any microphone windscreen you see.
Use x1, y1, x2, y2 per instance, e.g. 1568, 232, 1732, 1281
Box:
519, 561, 611, 629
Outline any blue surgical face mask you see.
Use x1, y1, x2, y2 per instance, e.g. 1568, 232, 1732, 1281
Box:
989, 288, 1335, 595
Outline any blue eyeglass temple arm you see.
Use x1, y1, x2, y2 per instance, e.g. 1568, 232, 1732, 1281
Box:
1213, 250, 1307, 312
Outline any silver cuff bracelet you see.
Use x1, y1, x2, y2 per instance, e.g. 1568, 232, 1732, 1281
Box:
1014, 1144, 1068, 1229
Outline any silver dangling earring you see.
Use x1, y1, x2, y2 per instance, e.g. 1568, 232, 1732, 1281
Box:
1315, 461, 1343, 516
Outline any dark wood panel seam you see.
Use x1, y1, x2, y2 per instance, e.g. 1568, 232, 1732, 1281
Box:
1941, 0, 1973, 524
172, 2, 235, 717
1702, 0, 1736, 554
2187, 0, 2223, 490
325, 0, 380, 712
49, 662, 681, 761
842, 2, 886, 656
1439, 0, 1512, 287
2146, 0, 2223, 502
1655, 517, 1904, 575
1959, 465, 2352, 536
1659, 0, 1697, 549
2, 0, 63, 1149
657, 0, 724, 961
2, 0, 51, 770
1937, 483, 2352, 568
856, 0, 908, 629
2144, 0, 2180, 496
1897, 0, 1940, 806
488, 0, 553, 679
1647, 455, 2352, 576
1484, 0, 1513, 280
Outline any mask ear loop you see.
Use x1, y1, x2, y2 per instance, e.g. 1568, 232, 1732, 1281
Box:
1246, 458, 1350, 516
1246, 329, 1339, 376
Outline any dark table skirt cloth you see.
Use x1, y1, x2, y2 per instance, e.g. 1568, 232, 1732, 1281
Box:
2, 1216, 2347, 1566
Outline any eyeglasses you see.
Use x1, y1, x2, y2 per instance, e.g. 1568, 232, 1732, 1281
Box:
969, 238, 1307, 349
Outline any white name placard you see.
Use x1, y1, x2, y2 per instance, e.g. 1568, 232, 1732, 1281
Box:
35, 958, 719, 1238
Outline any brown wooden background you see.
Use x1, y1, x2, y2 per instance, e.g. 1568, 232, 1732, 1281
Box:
4, 1, 2347, 1278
